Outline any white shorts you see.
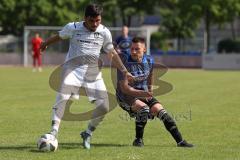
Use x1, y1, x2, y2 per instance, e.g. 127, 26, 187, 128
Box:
56, 67, 108, 102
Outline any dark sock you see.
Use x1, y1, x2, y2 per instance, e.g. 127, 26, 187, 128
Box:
158, 109, 183, 143
88, 124, 96, 132
135, 121, 147, 139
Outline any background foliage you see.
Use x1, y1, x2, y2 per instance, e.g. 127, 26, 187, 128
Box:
0, 0, 240, 52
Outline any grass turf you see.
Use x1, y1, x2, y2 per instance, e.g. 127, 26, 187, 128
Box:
0, 67, 239, 160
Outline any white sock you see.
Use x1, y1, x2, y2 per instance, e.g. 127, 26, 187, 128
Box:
51, 120, 60, 132
51, 108, 62, 136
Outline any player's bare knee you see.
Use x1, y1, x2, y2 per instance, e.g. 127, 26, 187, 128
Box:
150, 103, 164, 116
132, 100, 147, 112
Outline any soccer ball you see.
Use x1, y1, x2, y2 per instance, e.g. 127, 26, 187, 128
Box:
37, 134, 58, 152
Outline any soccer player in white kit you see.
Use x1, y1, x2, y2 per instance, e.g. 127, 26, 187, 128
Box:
39, 3, 132, 150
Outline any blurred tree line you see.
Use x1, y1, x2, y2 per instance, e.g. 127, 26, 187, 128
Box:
0, 0, 240, 52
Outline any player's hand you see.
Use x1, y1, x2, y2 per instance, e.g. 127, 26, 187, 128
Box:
145, 95, 153, 102
145, 91, 153, 98
40, 41, 48, 52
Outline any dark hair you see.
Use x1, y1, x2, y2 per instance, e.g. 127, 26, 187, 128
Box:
132, 37, 146, 44
85, 4, 103, 17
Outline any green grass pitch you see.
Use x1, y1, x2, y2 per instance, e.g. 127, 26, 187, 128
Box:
0, 67, 239, 160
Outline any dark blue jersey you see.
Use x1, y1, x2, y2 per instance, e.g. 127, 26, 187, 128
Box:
116, 54, 154, 100
115, 36, 132, 55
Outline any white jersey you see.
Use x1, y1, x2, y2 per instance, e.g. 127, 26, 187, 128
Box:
58, 21, 114, 82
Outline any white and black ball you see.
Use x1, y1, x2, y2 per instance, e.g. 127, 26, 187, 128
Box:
37, 134, 58, 152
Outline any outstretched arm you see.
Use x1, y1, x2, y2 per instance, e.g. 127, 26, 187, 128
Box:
40, 34, 62, 52
107, 49, 133, 80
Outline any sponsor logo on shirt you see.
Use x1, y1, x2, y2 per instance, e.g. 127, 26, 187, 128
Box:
77, 39, 99, 45
94, 32, 100, 38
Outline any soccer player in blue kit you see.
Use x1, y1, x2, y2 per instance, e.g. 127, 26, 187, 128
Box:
116, 37, 194, 147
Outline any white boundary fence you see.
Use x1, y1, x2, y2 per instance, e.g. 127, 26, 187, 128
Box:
202, 54, 240, 70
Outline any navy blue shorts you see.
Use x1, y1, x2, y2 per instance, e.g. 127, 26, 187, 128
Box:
116, 95, 159, 118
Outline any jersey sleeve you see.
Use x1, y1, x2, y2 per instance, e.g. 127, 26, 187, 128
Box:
146, 55, 154, 72
38, 38, 43, 44
59, 22, 75, 39
103, 28, 114, 53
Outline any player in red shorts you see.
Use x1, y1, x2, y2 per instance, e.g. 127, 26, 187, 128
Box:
32, 33, 43, 72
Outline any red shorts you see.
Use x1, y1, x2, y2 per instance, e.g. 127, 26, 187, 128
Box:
33, 52, 42, 67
